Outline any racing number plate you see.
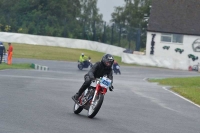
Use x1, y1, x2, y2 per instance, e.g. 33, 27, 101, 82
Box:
100, 77, 111, 89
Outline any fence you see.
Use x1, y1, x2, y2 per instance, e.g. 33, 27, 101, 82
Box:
0, 12, 145, 52
0, 32, 125, 57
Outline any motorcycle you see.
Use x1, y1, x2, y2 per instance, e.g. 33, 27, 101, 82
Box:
113, 65, 121, 74
73, 76, 112, 118
78, 58, 93, 70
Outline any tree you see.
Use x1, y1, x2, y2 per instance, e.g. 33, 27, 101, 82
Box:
79, 0, 103, 41
110, 0, 152, 48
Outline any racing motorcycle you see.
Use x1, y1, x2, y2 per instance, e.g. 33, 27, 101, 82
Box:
113, 65, 121, 74
73, 76, 112, 118
78, 57, 93, 70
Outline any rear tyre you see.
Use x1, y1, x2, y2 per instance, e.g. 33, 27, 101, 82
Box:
73, 103, 83, 114
87, 93, 104, 118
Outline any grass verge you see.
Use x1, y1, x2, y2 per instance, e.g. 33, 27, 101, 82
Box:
1, 42, 140, 70
3, 43, 137, 66
0, 63, 32, 70
149, 77, 200, 105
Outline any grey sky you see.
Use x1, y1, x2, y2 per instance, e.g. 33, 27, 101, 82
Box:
97, 0, 125, 23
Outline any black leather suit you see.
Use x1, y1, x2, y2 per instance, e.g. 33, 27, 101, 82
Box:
0, 44, 5, 63
77, 61, 113, 96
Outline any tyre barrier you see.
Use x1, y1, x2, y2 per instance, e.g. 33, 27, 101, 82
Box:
30, 63, 49, 71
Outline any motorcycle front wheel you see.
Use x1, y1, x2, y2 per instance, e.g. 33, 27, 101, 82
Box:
90, 63, 93, 68
73, 103, 83, 114
87, 93, 104, 118
78, 64, 83, 70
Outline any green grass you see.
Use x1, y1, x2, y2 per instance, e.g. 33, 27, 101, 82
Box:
149, 77, 200, 105
1, 42, 138, 70
0, 63, 32, 70
3, 43, 137, 66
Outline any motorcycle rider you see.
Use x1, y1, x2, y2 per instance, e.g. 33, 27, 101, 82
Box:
113, 61, 121, 74
0, 42, 6, 64
72, 54, 114, 101
79, 53, 89, 66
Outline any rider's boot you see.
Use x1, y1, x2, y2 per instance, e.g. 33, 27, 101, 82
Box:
72, 93, 80, 102
72, 78, 90, 102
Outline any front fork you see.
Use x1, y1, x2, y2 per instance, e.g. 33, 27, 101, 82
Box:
91, 84, 107, 105
91, 87, 99, 105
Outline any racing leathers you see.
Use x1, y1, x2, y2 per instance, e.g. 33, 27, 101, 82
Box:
74, 61, 113, 99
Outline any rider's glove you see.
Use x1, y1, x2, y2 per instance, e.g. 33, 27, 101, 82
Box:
90, 76, 95, 81
109, 85, 114, 91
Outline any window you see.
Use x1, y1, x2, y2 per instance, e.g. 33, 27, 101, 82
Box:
161, 33, 183, 43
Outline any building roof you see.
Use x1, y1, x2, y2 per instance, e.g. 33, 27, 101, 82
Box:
147, 0, 200, 36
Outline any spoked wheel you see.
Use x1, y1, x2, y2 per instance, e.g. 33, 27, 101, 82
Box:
87, 93, 104, 118
73, 102, 83, 114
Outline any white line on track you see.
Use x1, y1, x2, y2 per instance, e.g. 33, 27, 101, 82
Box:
1, 69, 79, 75
0, 70, 7, 72
162, 87, 200, 109
0, 74, 83, 82
143, 78, 148, 81
143, 77, 200, 109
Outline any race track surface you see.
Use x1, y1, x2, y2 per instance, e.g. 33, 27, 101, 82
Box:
0, 58, 200, 133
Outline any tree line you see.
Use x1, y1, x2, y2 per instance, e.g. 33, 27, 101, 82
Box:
0, 0, 151, 49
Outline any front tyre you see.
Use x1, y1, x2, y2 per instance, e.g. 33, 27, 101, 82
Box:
87, 93, 104, 118
90, 63, 93, 68
117, 69, 120, 74
73, 103, 83, 114
78, 64, 83, 70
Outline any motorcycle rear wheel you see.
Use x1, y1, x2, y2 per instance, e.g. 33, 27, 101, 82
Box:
87, 93, 104, 118
73, 103, 83, 114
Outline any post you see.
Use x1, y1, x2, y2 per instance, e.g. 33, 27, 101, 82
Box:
136, 28, 141, 51
118, 24, 121, 47
93, 21, 96, 41
64, 18, 67, 37
111, 23, 114, 45
83, 21, 86, 39
103, 22, 106, 43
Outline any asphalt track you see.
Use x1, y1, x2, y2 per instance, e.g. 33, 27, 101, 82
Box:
0, 58, 200, 133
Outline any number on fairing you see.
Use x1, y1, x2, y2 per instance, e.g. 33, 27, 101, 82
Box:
100, 77, 111, 89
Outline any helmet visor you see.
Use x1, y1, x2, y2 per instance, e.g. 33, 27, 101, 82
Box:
105, 61, 111, 66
